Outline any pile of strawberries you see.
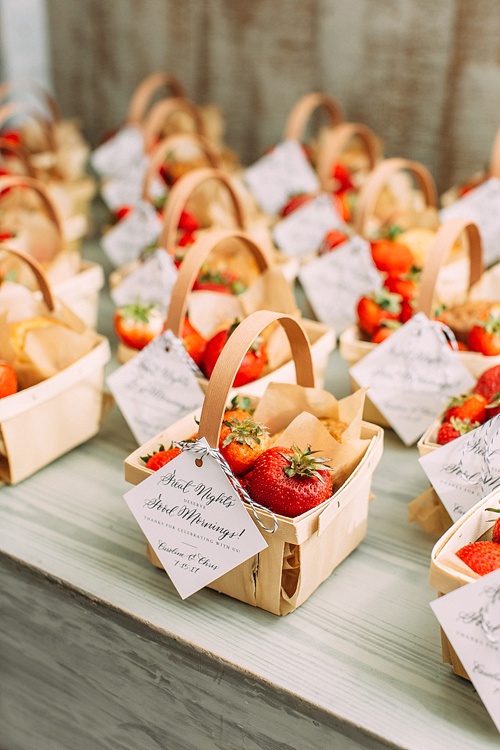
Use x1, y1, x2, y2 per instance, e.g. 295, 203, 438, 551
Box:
356, 227, 419, 342
436, 364, 500, 444
456, 511, 500, 576
142, 397, 333, 518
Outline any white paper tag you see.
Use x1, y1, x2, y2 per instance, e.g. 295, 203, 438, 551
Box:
110, 249, 178, 313
439, 178, 500, 267
350, 313, 476, 445
90, 125, 146, 178
272, 193, 345, 256
107, 331, 205, 445
419, 415, 500, 522
100, 156, 151, 211
243, 140, 320, 215
101, 200, 163, 267
431, 569, 500, 732
123, 437, 268, 599
298, 235, 382, 332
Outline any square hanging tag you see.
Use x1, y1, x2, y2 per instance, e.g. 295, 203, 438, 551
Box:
420, 414, 500, 523
299, 234, 382, 333
110, 249, 178, 313
431, 569, 500, 733
101, 200, 163, 267
350, 312, 476, 445
91, 125, 146, 179
107, 330, 205, 445
123, 438, 269, 599
243, 140, 320, 215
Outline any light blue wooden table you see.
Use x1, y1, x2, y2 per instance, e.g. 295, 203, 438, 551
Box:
0, 234, 497, 750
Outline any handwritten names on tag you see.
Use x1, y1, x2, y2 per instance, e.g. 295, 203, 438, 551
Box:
299, 235, 382, 332
431, 569, 500, 733
243, 140, 320, 215
272, 193, 344, 256
439, 178, 500, 266
420, 415, 500, 522
350, 313, 476, 445
110, 250, 178, 312
101, 200, 163, 267
107, 331, 205, 445
91, 125, 146, 178
123, 438, 268, 598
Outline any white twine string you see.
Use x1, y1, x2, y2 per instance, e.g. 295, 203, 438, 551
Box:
173, 439, 279, 534
431, 319, 459, 351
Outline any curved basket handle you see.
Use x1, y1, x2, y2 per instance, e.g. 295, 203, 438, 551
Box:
126, 72, 187, 124
159, 167, 247, 250
283, 92, 344, 142
353, 157, 438, 236
0, 174, 65, 244
143, 133, 223, 202
197, 310, 315, 448
416, 219, 483, 317
0, 79, 61, 123
142, 97, 205, 152
0, 243, 55, 310
0, 136, 36, 177
316, 122, 382, 190
0, 101, 56, 151
165, 228, 272, 336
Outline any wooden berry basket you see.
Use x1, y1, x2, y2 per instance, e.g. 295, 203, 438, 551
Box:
117, 227, 335, 394
125, 71, 187, 125
429, 488, 500, 680
124, 310, 383, 615
0, 247, 110, 484
0, 174, 104, 329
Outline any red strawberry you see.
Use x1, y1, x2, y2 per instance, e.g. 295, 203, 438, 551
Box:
456, 541, 500, 576
114, 205, 133, 221
246, 444, 333, 518
383, 269, 420, 301
181, 317, 206, 367
142, 444, 181, 471
219, 414, 270, 475
473, 365, 500, 401
436, 417, 480, 445
193, 268, 246, 295
356, 290, 402, 336
330, 162, 355, 192
178, 209, 200, 233
444, 392, 487, 424
319, 228, 349, 254
202, 322, 267, 386
0, 360, 17, 398
468, 312, 500, 356
279, 193, 313, 217
113, 302, 165, 350
177, 231, 196, 247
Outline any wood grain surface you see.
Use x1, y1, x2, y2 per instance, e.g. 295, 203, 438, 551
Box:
0, 232, 499, 748
46, 0, 500, 191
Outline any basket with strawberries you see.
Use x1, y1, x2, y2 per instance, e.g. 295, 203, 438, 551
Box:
0, 245, 110, 484
124, 311, 383, 615
113, 227, 335, 395
430, 487, 500, 680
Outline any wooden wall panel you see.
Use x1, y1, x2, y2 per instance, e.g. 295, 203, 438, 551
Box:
46, 0, 500, 191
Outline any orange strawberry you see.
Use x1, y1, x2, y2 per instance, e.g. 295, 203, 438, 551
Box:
468, 312, 500, 356
370, 320, 402, 343
383, 268, 420, 301
247, 444, 333, 518
219, 414, 270, 475
319, 228, 349, 254
356, 290, 402, 336
456, 541, 500, 575
142, 443, 181, 471
113, 302, 165, 350
0, 361, 17, 398
279, 193, 313, 217
444, 392, 487, 424
370, 226, 414, 277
